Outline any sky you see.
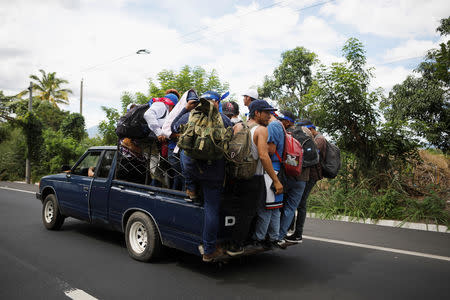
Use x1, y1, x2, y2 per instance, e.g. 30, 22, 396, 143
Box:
0, 0, 449, 128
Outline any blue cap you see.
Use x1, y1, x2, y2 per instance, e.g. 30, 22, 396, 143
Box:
277, 110, 296, 123
186, 90, 199, 101
164, 93, 178, 106
200, 91, 221, 101
249, 99, 277, 115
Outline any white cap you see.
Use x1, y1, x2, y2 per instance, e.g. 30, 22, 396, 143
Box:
242, 89, 258, 100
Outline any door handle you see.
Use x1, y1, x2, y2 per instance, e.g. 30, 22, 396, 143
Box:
118, 185, 125, 190
83, 186, 89, 191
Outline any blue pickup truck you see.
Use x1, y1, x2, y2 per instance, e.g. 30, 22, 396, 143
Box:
37, 146, 278, 262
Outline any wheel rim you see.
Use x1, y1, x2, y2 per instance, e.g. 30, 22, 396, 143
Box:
44, 200, 54, 223
129, 221, 148, 254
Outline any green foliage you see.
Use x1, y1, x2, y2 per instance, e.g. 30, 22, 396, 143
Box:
258, 47, 318, 117
98, 106, 120, 145
37, 129, 86, 176
16, 112, 43, 162
60, 113, 87, 142
148, 65, 230, 98
0, 127, 26, 181
120, 92, 150, 113
17, 69, 72, 107
383, 17, 450, 153
382, 76, 449, 152
309, 185, 449, 226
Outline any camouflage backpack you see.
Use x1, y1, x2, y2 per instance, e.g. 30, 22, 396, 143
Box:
225, 121, 259, 180
177, 98, 233, 160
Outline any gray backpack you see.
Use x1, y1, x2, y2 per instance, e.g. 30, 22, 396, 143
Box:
225, 122, 258, 180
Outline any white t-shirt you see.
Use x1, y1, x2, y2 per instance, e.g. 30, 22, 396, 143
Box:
250, 125, 264, 175
143, 102, 168, 136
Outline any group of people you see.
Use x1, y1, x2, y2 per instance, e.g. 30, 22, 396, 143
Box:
124, 88, 327, 262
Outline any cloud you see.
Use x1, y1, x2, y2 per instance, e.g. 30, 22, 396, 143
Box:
2, 0, 446, 128
381, 36, 449, 63
371, 65, 412, 93
321, 0, 450, 38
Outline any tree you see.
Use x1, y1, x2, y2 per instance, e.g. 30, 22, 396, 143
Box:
382, 17, 450, 153
18, 69, 72, 107
98, 106, 120, 145
60, 113, 87, 142
148, 65, 230, 99
306, 38, 418, 182
258, 47, 318, 117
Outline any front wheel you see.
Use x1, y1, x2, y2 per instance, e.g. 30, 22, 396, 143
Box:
125, 212, 161, 262
42, 194, 64, 230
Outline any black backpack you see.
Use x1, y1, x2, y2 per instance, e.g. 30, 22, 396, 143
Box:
320, 138, 341, 179
289, 125, 319, 168
115, 104, 155, 139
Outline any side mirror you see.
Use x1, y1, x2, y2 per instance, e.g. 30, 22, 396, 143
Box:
61, 165, 71, 172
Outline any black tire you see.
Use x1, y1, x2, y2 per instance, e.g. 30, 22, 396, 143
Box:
125, 211, 161, 262
42, 194, 64, 230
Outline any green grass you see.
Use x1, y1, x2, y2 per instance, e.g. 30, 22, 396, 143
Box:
308, 185, 450, 228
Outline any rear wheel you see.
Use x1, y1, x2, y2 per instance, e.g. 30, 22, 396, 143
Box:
125, 212, 161, 262
42, 194, 64, 230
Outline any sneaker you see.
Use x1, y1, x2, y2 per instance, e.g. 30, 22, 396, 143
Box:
226, 245, 245, 256
262, 240, 273, 250
276, 239, 288, 249
285, 235, 303, 244
202, 248, 223, 262
244, 240, 263, 251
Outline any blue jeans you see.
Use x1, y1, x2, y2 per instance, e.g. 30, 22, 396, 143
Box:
201, 181, 223, 254
279, 177, 306, 239
295, 179, 317, 237
181, 151, 225, 254
253, 195, 281, 242
168, 148, 184, 190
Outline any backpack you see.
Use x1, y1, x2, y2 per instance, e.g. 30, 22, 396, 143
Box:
115, 104, 152, 139
177, 98, 233, 161
317, 134, 341, 178
275, 122, 303, 177
289, 125, 319, 168
225, 122, 258, 180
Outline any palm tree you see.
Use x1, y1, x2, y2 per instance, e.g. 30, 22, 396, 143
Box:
18, 69, 72, 107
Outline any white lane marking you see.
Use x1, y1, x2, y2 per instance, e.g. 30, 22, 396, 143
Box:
0, 247, 98, 299
65, 289, 98, 300
303, 235, 450, 262
0, 186, 36, 194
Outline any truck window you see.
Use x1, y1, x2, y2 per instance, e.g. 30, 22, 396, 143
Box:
72, 151, 102, 177
115, 144, 186, 190
97, 150, 115, 178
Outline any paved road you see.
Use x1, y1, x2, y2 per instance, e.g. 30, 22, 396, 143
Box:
1, 182, 449, 300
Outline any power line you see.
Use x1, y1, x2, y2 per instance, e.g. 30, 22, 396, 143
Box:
379, 55, 424, 66
180, 0, 293, 40
182, 0, 336, 45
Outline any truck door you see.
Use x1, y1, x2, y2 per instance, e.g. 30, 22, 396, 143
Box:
89, 150, 116, 224
62, 150, 102, 221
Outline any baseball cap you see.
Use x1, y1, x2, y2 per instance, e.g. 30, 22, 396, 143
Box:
200, 91, 221, 101
249, 99, 277, 115
164, 93, 178, 106
277, 110, 296, 123
186, 89, 199, 101
242, 89, 258, 100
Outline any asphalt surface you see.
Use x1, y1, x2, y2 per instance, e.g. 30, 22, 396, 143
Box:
1, 181, 449, 300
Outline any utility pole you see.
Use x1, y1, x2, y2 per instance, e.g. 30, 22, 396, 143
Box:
80, 78, 83, 115
25, 82, 32, 184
